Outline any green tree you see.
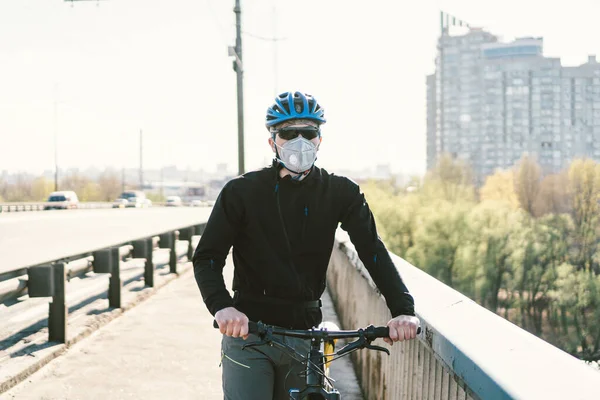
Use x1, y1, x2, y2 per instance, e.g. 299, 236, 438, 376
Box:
551, 264, 600, 361
514, 155, 542, 216
465, 201, 525, 311
567, 159, 600, 273
363, 181, 417, 258
510, 214, 571, 335
479, 169, 519, 209
405, 200, 471, 287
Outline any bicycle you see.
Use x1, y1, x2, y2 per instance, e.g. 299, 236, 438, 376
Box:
233, 320, 421, 400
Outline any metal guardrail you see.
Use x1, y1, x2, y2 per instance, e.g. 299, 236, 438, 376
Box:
0, 202, 116, 213
0, 202, 211, 212
328, 231, 600, 400
0, 223, 205, 344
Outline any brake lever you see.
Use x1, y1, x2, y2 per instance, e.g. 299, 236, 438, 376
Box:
241, 339, 270, 351
365, 342, 390, 355
241, 327, 287, 353
336, 337, 366, 357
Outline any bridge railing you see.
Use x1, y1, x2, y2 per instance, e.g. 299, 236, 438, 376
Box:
0, 202, 208, 212
0, 223, 206, 344
0, 202, 115, 212
327, 231, 600, 400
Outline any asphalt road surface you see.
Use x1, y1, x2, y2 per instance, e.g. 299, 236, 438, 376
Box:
0, 207, 212, 274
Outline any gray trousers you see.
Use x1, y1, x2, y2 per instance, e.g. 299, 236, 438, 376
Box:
221, 333, 312, 400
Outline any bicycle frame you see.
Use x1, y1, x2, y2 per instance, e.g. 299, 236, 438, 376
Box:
288, 336, 341, 400
241, 322, 411, 400
215, 320, 421, 399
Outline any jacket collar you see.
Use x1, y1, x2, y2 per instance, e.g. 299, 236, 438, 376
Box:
271, 159, 321, 186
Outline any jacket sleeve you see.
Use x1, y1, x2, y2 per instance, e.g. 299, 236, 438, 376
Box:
338, 179, 415, 317
192, 180, 244, 316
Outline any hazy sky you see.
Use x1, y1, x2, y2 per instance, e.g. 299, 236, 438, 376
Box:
1, 0, 600, 177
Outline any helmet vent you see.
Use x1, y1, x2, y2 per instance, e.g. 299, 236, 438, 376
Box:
265, 91, 326, 128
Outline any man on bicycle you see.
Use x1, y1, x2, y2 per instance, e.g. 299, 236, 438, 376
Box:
193, 91, 420, 400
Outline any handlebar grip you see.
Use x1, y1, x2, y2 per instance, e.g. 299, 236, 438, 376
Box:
373, 326, 390, 337
248, 321, 259, 334
373, 326, 422, 337
212, 319, 259, 334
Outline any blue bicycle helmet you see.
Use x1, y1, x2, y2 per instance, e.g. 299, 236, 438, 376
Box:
265, 91, 326, 128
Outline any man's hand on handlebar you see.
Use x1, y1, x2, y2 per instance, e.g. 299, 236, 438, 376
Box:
384, 315, 420, 345
214, 307, 250, 340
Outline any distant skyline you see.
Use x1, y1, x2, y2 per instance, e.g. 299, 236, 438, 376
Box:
1, 162, 404, 187
2, 0, 600, 177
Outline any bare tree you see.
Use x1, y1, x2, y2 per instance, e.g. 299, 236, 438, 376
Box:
3, 173, 34, 201
61, 172, 100, 201
97, 170, 121, 202
31, 177, 54, 201
533, 171, 571, 217
425, 153, 475, 203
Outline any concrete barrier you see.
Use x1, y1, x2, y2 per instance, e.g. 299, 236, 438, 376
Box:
327, 231, 600, 400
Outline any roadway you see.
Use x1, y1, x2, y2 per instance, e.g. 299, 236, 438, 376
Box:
0, 207, 213, 274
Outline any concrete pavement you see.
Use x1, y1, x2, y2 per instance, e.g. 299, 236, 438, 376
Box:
3, 259, 364, 399
3, 265, 222, 400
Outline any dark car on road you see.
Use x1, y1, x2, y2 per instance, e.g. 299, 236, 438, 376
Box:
113, 190, 150, 208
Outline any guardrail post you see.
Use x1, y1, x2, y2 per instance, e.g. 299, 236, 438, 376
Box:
93, 248, 121, 308
133, 238, 154, 287
28, 265, 55, 297
49, 263, 67, 343
159, 231, 177, 274
108, 247, 121, 308
178, 227, 195, 260
93, 249, 113, 274
28, 264, 67, 343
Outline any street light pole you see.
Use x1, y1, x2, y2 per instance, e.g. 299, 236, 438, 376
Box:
233, 0, 245, 176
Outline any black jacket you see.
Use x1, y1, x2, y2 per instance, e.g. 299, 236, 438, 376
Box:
193, 163, 415, 329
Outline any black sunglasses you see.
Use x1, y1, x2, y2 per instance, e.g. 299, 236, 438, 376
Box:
274, 126, 320, 141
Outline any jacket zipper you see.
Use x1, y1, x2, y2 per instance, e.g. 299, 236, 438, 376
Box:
275, 182, 304, 296
302, 205, 308, 241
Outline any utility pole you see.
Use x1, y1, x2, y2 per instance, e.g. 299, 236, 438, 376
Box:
53, 86, 59, 192
160, 167, 164, 200
139, 129, 143, 191
232, 0, 245, 175
272, 5, 278, 96
121, 167, 125, 192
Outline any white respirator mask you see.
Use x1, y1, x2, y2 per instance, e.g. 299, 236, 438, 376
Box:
273, 126, 320, 174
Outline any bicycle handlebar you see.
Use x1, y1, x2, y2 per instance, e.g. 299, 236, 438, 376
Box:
213, 320, 421, 339
247, 321, 420, 339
